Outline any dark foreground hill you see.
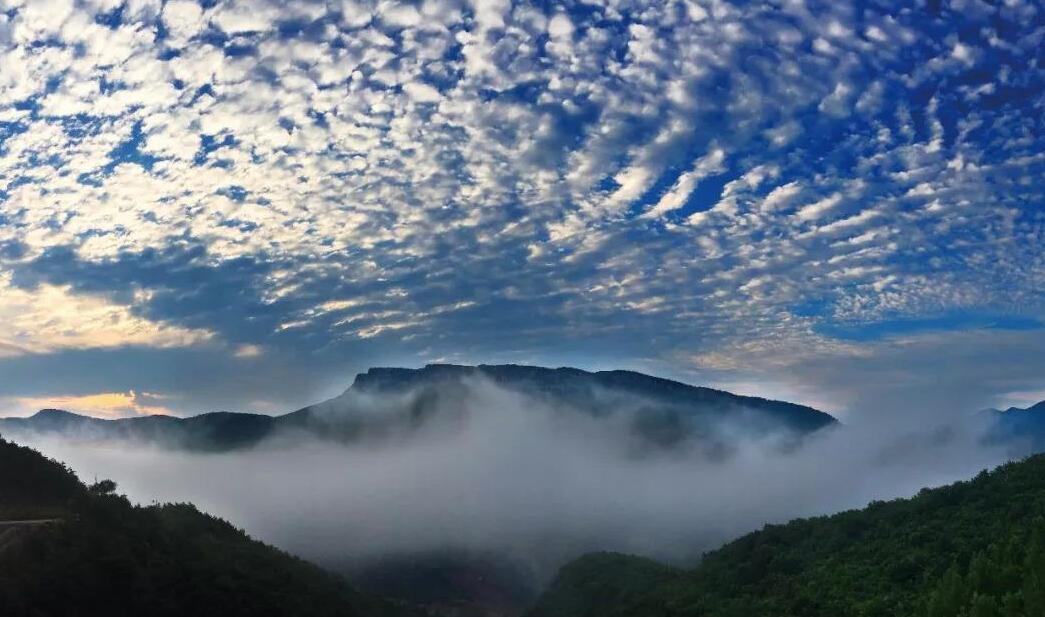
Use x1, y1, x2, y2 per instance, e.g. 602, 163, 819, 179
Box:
0, 436, 411, 617
526, 454, 1045, 617
0, 364, 837, 453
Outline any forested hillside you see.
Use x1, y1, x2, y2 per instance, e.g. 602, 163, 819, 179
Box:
0, 436, 411, 617
0, 437, 82, 520
528, 455, 1045, 617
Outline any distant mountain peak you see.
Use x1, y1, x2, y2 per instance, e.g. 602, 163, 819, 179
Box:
31, 408, 86, 420
1004, 400, 1045, 414
5, 364, 837, 452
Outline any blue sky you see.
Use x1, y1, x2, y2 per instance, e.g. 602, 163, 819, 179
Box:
0, 0, 1042, 418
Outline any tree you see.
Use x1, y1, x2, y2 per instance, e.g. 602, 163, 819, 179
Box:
1023, 522, 1045, 616
928, 563, 967, 617
968, 593, 1000, 617
89, 479, 118, 495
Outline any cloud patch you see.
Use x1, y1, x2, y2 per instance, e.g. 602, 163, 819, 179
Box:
0, 0, 1040, 413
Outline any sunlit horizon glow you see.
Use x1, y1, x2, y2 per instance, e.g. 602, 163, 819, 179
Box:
0, 0, 1041, 418
6, 390, 175, 418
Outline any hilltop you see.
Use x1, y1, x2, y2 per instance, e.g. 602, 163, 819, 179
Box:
0, 436, 412, 617
527, 453, 1045, 617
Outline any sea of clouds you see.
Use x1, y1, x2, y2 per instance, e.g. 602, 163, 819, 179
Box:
13, 377, 1012, 587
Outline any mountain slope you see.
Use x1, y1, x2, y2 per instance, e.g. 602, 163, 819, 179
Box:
0, 408, 278, 451
0, 436, 82, 520
527, 454, 1045, 617
0, 365, 837, 452
288, 364, 838, 449
0, 436, 412, 617
988, 401, 1045, 452
340, 365, 835, 433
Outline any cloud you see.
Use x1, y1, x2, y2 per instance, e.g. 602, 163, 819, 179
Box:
11, 377, 1012, 584
642, 148, 727, 219
683, 328, 1045, 421
162, 0, 205, 45
0, 275, 213, 355
234, 343, 264, 358
402, 81, 442, 103
759, 181, 803, 213
10, 0, 76, 42
547, 13, 573, 39
0, 0, 1040, 413
793, 192, 843, 221
7, 390, 174, 418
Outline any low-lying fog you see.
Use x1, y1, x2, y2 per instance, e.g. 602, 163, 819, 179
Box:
14, 378, 1009, 583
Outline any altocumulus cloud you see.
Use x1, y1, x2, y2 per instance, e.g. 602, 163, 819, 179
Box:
0, 0, 1041, 415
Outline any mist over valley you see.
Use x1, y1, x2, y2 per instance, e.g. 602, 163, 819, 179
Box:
4, 364, 1030, 615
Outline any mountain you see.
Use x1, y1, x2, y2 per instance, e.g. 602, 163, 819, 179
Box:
284, 363, 836, 450
0, 408, 278, 451
305, 364, 837, 435
0, 436, 413, 617
998, 401, 1045, 415
0, 365, 837, 617
526, 454, 1045, 617
0, 364, 838, 453
986, 400, 1045, 453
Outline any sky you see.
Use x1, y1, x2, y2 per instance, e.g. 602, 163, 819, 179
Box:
0, 0, 1041, 419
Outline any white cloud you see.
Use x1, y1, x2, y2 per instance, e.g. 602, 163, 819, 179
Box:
643, 148, 727, 219
162, 0, 205, 45
469, 0, 508, 31
234, 344, 264, 358
11, 0, 75, 42
818, 81, 853, 117
547, 13, 573, 39
210, 0, 281, 33
0, 276, 213, 355
760, 181, 803, 212
403, 81, 441, 103
0, 0, 1038, 397
377, 1, 421, 28
793, 193, 843, 222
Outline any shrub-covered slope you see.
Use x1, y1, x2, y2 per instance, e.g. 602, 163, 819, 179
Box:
0, 437, 82, 520
528, 454, 1045, 617
0, 436, 412, 617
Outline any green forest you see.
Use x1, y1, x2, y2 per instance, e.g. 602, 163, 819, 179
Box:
7, 432, 1045, 617
0, 436, 411, 617
528, 455, 1045, 617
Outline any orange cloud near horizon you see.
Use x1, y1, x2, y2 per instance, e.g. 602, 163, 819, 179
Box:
11, 391, 174, 419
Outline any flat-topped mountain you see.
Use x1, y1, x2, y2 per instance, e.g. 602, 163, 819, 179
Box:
0, 364, 837, 453
288, 364, 837, 450
346, 364, 835, 433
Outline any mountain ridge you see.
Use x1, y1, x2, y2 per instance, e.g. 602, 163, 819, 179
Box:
985, 400, 1045, 454
1, 364, 839, 452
